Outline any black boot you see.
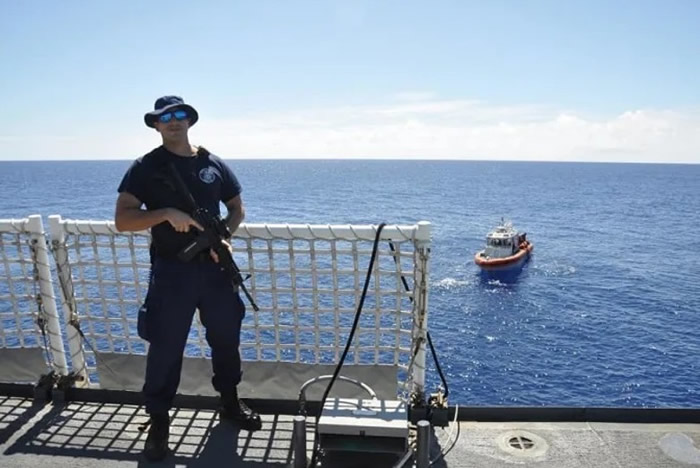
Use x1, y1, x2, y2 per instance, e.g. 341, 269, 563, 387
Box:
219, 388, 262, 432
143, 412, 170, 461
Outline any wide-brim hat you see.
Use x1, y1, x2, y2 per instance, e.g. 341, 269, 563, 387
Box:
144, 95, 199, 128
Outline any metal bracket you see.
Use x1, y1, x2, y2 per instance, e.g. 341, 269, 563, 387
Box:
33, 371, 57, 401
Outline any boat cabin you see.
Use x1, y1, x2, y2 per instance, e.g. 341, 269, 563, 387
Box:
482, 223, 527, 259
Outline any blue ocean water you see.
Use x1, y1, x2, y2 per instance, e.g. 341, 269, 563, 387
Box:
1, 159, 699, 408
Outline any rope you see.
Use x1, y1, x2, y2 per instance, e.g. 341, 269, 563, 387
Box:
51, 238, 90, 379
53, 235, 131, 385
30, 239, 55, 372
388, 241, 449, 400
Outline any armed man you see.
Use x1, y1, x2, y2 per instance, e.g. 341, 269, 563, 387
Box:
114, 95, 261, 462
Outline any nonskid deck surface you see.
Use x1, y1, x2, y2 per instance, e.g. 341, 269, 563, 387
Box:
1, 396, 699, 467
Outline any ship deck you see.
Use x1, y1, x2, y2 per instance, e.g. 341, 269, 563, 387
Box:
1, 385, 699, 467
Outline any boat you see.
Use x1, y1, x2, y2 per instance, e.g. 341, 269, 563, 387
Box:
474, 219, 533, 271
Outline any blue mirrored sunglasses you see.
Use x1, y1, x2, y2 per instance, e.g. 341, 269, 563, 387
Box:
158, 109, 189, 123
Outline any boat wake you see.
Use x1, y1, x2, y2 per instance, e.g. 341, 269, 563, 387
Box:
433, 277, 473, 290
533, 262, 576, 277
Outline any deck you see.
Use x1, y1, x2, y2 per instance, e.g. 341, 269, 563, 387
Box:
1, 386, 699, 467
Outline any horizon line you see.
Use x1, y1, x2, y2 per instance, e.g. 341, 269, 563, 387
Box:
0, 157, 697, 165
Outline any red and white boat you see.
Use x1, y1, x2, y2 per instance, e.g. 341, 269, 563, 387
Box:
474, 220, 533, 271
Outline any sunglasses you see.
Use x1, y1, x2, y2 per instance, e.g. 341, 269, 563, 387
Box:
158, 110, 189, 123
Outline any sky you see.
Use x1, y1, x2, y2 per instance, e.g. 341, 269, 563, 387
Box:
1, 0, 699, 163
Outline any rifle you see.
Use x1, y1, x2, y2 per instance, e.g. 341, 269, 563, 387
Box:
166, 162, 259, 311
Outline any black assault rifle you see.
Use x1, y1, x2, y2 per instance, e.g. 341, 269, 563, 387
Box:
166, 162, 259, 311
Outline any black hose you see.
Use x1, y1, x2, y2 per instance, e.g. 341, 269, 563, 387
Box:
426, 330, 448, 399
308, 223, 386, 467
387, 241, 449, 398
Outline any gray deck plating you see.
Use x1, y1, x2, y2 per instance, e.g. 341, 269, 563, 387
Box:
1, 396, 700, 467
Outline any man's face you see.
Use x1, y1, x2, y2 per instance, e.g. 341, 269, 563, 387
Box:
154, 108, 190, 140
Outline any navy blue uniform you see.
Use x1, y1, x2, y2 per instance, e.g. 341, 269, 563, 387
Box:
118, 146, 245, 415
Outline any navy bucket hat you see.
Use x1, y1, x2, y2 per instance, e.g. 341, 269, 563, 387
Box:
144, 95, 199, 128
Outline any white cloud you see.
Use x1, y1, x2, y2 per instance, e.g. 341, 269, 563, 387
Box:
2, 99, 699, 163
194, 101, 700, 163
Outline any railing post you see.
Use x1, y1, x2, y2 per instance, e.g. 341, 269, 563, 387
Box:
293, 415, 307, 468
26, 215, 69, 377
48, 215, 89, 386
412, 221, 431, 399
416, 419, 431, 468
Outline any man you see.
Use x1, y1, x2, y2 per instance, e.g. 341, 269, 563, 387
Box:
115, 96, 261, 462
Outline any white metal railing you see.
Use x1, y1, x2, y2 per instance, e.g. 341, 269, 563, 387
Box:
47, 215, 145, 386
1, 215, 431, 399
0, 215, 68, 380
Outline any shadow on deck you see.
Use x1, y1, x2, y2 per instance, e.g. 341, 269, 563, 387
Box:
2, 386, 700, 467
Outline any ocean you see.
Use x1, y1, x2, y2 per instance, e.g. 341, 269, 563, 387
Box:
1, 159, 699, 408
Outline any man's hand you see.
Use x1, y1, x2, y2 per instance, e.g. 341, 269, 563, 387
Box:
166, 208, 204, 233
210, 239, 233, 263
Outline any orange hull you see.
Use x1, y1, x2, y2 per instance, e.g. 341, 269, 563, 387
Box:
474, 242, 534, 268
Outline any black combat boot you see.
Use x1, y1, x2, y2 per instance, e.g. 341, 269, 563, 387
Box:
143, 412, 170, 461
219, 388, 262, 432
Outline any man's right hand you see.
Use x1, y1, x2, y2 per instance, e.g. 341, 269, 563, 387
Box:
166, 208, 204, 232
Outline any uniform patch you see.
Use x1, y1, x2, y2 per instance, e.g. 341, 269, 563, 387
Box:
199, 166, 220, 184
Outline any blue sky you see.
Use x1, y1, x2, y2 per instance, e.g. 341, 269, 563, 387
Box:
1, 0, 698, 162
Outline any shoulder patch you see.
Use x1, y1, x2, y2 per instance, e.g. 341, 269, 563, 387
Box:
198, 166, 220, 184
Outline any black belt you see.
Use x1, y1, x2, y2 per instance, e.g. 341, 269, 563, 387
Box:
153, 251, 214, 263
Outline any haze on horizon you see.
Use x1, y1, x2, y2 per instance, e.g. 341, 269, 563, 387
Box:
1, 1, 698, 164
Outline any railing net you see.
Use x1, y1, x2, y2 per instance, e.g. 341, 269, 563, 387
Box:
0, 217, 67, 379
29, 217, 431, 398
